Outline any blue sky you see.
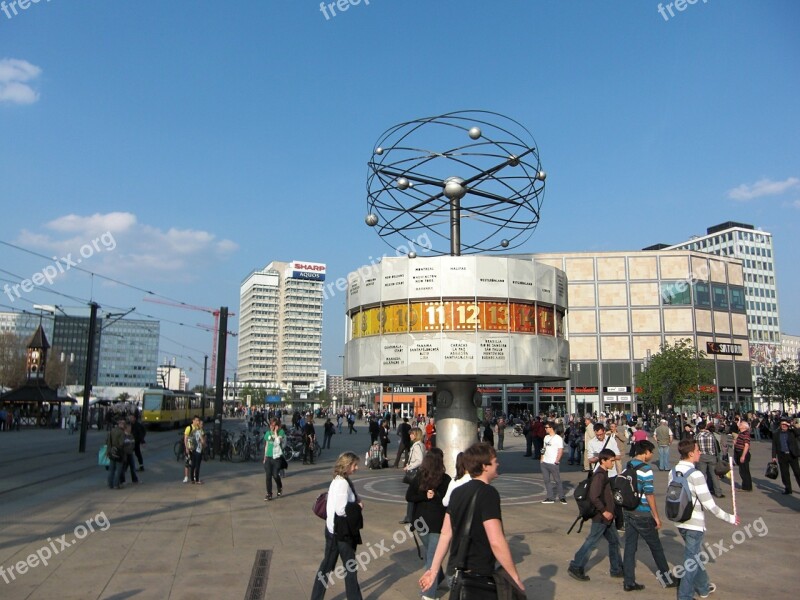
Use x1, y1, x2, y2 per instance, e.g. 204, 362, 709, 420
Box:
1, 0, 798, 382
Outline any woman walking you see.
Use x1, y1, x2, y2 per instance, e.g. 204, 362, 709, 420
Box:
262, 418, 286, 501
406, 448, 451, 600
310, 452, 364, 600
401, 428, 426, 524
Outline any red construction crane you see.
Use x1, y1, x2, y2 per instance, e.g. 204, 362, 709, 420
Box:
142, 297, 235, 379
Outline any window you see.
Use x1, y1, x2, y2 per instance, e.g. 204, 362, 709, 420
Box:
729, 286, 745, 312
694, 281, 711, 307
661, 281, 692, 306
712, 284, 729, 309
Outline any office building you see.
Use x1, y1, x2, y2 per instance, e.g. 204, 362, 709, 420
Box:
157, 362, 188, 391
664, 221, 781, 399
526, 249, 752, 415
781, 333, 800, 363
97, 319, 160, 387
237, 260, 324, 391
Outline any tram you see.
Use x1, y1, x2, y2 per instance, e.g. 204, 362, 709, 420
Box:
141, 389, 213, 429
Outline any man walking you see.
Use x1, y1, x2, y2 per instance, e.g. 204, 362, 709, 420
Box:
130, 413, 146, 471
582, 415, 596, 472
588, 422, 623, 530
540, 421, 566, 504
622, 440, 675, 592
394, 417, 412, 468
654, 418, 673, 471
696, 421, 724, 498
419, 442, 525, 597
664, 439, 739, 599
531, 416, 546, 459
568, 449, 622, 581
771, 417, 800, 494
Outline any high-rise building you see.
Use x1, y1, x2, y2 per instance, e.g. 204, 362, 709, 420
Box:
663, 221, 781, 396
157, 362, 188, 391
97, 319, 160, 387
238, 260, 324, 391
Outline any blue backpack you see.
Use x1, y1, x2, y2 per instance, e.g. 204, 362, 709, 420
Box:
665, 467, 698, 522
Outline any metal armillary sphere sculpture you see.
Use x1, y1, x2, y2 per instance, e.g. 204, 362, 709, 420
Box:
366, 110, 546, 256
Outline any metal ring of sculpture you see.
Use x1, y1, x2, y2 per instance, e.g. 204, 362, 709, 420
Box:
366, 110, 546, 255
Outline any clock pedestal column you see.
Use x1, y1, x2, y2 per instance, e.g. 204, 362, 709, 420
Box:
434, 381, 479, 477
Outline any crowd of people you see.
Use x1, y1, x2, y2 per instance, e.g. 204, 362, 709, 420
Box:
92, 403, 799, 599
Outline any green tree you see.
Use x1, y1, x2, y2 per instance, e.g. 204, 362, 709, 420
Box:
758, 360, 800, 414
636, 339, 715, 413
240, 385, 266, 406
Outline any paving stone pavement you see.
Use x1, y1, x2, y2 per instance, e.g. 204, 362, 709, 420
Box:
0, 421, 797, 600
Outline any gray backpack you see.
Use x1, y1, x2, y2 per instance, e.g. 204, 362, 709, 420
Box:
665, 467, 698, 522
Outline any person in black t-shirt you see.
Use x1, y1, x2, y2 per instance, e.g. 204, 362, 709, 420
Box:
303, 416, 317, 465
419, 442, 524, 597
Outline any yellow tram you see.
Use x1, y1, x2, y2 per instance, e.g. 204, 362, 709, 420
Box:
141, 389, 212, 429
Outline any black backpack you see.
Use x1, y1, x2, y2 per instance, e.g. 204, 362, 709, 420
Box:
567, 473, 597, 534
612, 462, 644, 510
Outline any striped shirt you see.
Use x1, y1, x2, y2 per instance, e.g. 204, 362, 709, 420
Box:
669, 460, 735, 532
734, 429, 751, 453
629, 459, 654, 513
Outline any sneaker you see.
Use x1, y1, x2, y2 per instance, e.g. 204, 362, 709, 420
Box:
277, 490, 282, 497
699, 583, 716, 598
610, 571, 624, 578
560, 498, 568, 504
265, 495, 273, 502
541, 499, 554, 504
182, 477, 189, 483
138, 466, 145, 471
568, 566, 590, 582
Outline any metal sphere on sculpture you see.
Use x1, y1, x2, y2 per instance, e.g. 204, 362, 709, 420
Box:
366, 110, 546, 255
365, 214, 379, 227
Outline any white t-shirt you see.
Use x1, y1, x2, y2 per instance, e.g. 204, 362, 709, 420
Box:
588, 434, 621, 477
541, 433, 564, 464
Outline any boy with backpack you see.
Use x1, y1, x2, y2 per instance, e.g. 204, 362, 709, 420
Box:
568, 448, 622, 582
663, 439, 739, 600
619, 440, 675, 592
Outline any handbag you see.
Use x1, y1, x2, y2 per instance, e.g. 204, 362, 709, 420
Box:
765, 462, 779, 480
312, 492, 328, 519
714, 459, 730, 477
98, 445, 111, 467
279, 455, 289, 471
402, 467, 418, 485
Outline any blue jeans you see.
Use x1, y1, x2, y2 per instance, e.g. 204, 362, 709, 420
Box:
107, 458, 123, 488
678, 528, 710, 600
658, 445, 670, 470
419, 531, 443, 597
623, 511, 670, 587
570, 520, 622, 574
310, 528, 363, 600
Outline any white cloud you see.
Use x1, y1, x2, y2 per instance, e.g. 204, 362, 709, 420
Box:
0, 58, 41, 105
45, 212, 138, 234
727, 177, 800, 201
16, 212, 238, 281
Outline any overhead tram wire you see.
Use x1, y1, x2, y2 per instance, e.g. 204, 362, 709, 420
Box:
0, 239, 236, 318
